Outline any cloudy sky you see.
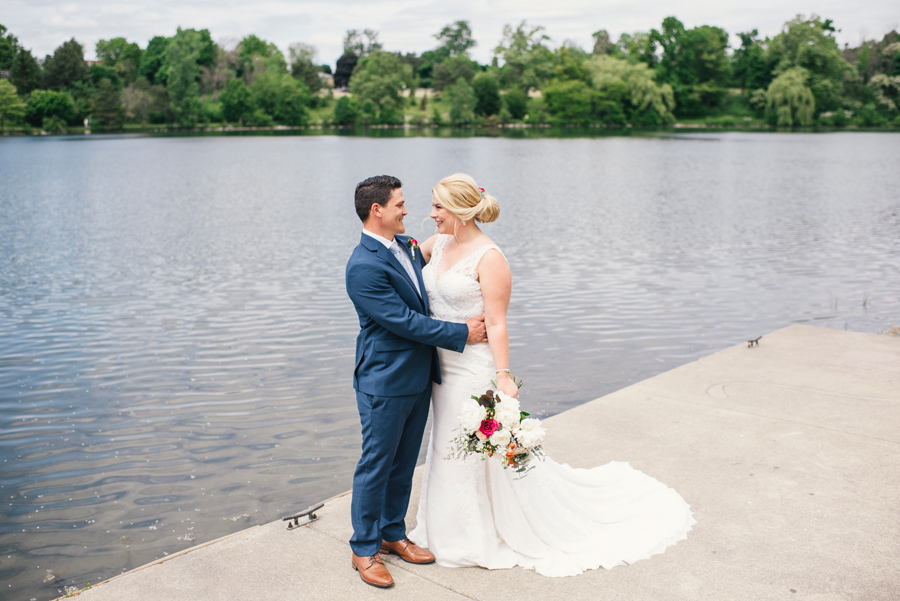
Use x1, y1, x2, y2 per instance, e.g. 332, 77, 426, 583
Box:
4, 0, 898, 67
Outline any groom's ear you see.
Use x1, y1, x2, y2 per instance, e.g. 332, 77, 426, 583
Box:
370, 203, 383, 219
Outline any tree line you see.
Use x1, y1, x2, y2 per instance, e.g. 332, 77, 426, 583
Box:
0, 15, 898, 133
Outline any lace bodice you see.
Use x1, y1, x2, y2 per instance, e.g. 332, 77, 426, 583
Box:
423, 235, 505, 321
423, 235, 506, 380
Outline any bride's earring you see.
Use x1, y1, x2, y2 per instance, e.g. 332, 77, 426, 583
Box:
461, 220, 467, 226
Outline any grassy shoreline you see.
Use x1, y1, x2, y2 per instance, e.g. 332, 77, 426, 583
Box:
3, 121, 899, 137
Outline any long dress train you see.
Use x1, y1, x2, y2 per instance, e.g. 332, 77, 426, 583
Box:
408, 235, 696, 577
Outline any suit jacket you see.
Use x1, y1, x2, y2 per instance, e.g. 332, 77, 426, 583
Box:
346, 232, 468, 396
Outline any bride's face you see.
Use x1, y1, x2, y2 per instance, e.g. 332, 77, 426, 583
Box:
430, 193, 459, 234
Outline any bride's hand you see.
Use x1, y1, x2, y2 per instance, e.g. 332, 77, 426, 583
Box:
496, 373, 518, 398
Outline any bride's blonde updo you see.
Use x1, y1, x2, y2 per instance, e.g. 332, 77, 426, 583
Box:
432, 173, 500, 224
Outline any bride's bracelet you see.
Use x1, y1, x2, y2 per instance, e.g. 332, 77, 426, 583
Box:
495, 369, 511, 374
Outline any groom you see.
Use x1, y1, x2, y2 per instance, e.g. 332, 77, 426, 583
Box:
345, 175, 486, 588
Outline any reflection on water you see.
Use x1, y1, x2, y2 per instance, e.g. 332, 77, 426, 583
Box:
1, 132, 898, 599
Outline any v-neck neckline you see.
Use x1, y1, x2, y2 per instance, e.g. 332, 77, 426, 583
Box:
434, 236, 492, 280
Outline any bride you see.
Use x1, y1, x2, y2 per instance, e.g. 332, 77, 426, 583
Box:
407, 173, 696, 577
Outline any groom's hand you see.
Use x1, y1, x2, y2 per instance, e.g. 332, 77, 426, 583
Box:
465, 314, 488, 344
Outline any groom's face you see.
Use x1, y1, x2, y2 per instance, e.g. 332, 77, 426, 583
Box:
378, 188, 408, 237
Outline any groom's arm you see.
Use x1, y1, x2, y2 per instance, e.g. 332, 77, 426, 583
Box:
347, 261, 469, 352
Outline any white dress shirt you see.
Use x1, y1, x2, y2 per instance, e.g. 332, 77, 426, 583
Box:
363, 229, 422, 296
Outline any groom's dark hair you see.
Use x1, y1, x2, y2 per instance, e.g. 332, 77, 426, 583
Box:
355, 175, 402, 222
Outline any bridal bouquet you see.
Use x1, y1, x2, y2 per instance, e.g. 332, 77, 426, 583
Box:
449, 387, 546, 475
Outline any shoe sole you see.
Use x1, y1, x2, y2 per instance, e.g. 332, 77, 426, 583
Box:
378, 548, 436, 565
352, 562, 394, 588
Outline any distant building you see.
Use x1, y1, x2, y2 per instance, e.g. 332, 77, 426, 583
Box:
0, 70, 9, 80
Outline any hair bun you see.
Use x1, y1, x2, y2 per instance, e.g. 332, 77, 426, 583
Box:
432, 173, 500, 225
475, 192, 500, 223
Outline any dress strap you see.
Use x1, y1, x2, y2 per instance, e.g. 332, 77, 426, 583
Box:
459, 244, 506, 276
431, 234, 450, 269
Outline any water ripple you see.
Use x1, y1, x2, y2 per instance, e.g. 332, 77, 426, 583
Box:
1, 132, 899, 600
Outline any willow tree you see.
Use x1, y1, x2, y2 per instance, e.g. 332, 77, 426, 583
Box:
765, 67, 815, 126
766, 15, 853, 114
586, 54, 675, 124
868, 73, 900, 112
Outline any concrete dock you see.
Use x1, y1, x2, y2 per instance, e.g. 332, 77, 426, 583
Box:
67, 325, 899, 600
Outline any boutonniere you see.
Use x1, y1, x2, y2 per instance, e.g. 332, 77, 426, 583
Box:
407, 237, 419, 260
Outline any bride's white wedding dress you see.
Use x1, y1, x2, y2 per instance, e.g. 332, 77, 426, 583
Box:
408, 235, 696, 577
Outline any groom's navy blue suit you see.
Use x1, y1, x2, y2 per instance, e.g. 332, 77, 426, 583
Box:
346, 232, 468, 556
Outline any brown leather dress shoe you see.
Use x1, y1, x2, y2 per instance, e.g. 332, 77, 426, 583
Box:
351, 552, 393, 588
379, 537, 436, 564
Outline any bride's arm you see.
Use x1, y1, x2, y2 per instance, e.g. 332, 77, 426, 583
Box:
478, 249, 517, 398
420, 234, 439, 263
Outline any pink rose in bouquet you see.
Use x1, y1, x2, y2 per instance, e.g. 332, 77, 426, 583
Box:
477, 418, 499, 439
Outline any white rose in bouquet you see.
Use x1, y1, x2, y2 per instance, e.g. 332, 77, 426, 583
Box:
489, 428, 512, 448
516, 418, 546, 449
493, 393, 521, 429
459, 399, 487, 432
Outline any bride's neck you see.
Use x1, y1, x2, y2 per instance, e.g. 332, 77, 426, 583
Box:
454, 225, 482, 245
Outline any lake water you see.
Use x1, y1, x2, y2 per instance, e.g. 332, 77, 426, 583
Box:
1, 130, 898, 600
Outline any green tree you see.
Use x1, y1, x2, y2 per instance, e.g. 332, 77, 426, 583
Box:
250, 71, 311, 125
87, 64, 122, 90
432, 54, 477, 91
122, 77, 155, 124
586, 55, 675, 124
200, 44, 235, 99
543, 78, 593, 123
435, 21, 476, 57
349, 51, 413, 124
868, 73, 900, 112
446, 77, 475, 125
766, 15, 854, 114
0, 79, 26, 131
43, 38, 87, 90
591, 81, 628, 124
0, 24, 19, 69
10, 47, 42, 96
503, 88, 528, 120
733, 30, 770, 92
164, 28, 204, 127
494, 21, 554, 91
417, 22, 473, 88
857, 43, 871, 83
616, 32, 653, 65
289, 43, 323, 94
766, 67, 815, 126
591, 30, 618, 56
199, 96, 223, 123
343, 29, 382, 58
25, 89, 76, 126
879, 39, 900, 76
92, 78, 126, 129
139, 36, 169, 84
553, 45, 590, 81
472, 71, 501, 116
97, 37, 142, 83
650, 17, 731, 116
333, 95, 360, 125
237, 35, 285, 85
220, 77, 254, 122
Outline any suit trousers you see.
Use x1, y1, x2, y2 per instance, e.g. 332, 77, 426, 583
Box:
350, 386, 431, 556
